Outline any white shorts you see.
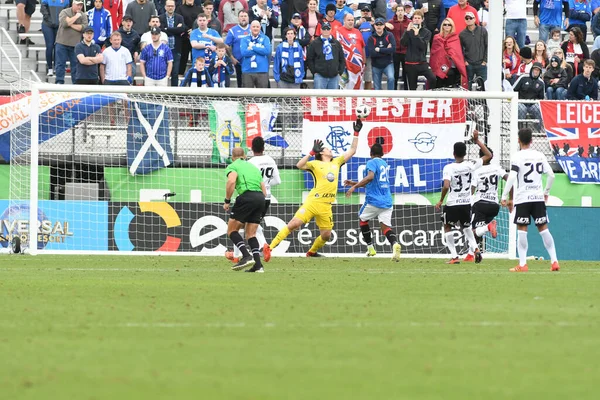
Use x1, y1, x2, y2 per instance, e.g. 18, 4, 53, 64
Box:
358, 204, 393, 227
144, 76, 169, 86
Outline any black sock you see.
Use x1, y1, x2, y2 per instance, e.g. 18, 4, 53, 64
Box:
360, 223, 372, 245
248, 237, 262, 266
385, 229, 397, 246
229, 231, 250, 258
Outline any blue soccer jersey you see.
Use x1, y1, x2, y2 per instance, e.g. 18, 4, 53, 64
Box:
365, 158, 392, 209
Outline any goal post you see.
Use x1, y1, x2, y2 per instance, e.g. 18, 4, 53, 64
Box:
11, 84, 518, 258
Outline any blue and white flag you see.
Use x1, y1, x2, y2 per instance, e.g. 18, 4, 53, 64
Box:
127, 102, 173, 176
0, 92, 119, 161
246, 102, 289, 149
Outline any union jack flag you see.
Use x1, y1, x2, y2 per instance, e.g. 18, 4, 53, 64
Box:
336, 33, 363, 74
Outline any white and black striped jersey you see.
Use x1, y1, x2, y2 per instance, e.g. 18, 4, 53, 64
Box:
249, 155, 281, 199
472, 164, 507, 204
442, 159, 483, 206
510, 149, 552, 205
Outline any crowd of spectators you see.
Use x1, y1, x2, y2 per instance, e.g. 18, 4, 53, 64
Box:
13, 0, 599, 103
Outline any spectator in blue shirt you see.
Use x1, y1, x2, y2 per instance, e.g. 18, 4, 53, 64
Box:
181, 56, 214, 87
140, 26, 174, 85
240, 20, 271, 87
75, 26, 103, 84
534, 0, 570, 42
225, 9, 251, 87
190, 14, 223, 64
209, 43, 235, 87
334, 0, 353, 23
87, 0, 112, 47
592, 0, 600, 38
568, 0, 592, 39
368, 17, 396, 90
273, 27, 305, 88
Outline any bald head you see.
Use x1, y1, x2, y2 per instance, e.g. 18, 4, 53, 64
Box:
232, 147, 245, 160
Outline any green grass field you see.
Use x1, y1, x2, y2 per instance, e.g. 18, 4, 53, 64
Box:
1, 256, 599, 400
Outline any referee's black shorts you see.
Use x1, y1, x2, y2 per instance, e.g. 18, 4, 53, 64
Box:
229, 191, 265, 224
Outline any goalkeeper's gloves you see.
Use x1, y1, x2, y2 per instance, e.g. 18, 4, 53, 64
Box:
310, 139, 324, 156
353, 118, 363, 136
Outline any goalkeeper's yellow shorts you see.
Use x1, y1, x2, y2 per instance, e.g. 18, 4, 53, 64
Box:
294, 202, 334, 230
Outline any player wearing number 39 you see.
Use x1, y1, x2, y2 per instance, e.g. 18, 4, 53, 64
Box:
344, 139, 401, 261
501, 128, 560, 273
267, 118, 361, 257
435, 130, 491, 264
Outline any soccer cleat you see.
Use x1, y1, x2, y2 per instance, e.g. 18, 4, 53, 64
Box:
231, 256, 255, 271
392, 243, 401, 262
245, 265, 264, 273
446, 257, 460, 264
488, 220, 498, 238
463, 253, 475, 262
509, 265, 529, 272
262, 243, 271, 262
474, 248, 482, 264
224, 250, 239, 263
366, 247, 377, 257
551, 261, 560, 272
306, 251, 325, 257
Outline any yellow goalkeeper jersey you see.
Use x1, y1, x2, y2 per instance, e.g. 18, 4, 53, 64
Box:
304, 156, 345, 204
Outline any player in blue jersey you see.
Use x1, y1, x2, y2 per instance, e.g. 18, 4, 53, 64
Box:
344, 140, 401, 261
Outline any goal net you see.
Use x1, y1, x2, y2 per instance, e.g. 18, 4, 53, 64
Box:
4, 85, 518, 258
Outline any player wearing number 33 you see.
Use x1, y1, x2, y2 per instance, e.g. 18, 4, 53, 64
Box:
343, 138, 401, 261
435, 130, 491, 265
267, 118, 361, 257
501, 128, 560, 273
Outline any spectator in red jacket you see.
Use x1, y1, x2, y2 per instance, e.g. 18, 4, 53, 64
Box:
503, 35, 521, 84
386, 4, 410, 90
429, 17, 467, 88
447, 0, 479, 33
301, 0, 323, 40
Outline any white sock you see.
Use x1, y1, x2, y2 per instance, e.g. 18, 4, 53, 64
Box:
539, 229, 558, 263
255, 225, 266, 248
445, 231, 458, 258
463, 227, 478, 253
517, 230, 528, 266
233, 229, 245, 258
475, 226, 488, 237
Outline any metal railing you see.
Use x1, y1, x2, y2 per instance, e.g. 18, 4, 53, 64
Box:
0, 27, 21, 79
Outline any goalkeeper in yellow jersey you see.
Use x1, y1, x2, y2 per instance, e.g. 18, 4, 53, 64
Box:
265, 118, 362, 259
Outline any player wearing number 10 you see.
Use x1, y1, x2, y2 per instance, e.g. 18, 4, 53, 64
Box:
501, 128, 560, 272
435, 130, 491, 264
344, 140, 401, 261
268, 118, 362, 257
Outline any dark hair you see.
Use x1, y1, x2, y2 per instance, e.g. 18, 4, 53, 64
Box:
283, 26, 296, 37
370, 143, 383, 157
216, 42, 227, 49
518, 128, 533, 145
315, 153, 323, 161
570, 26, 584, 44
148, 15, 159, 22
479, 146, 493, 158
584, 58, 596, 68
550, 28, 561, 37
203, 0, 213, 6
252, 136, 265, 153
454, 142, 467, 158
238, 9, 249, 16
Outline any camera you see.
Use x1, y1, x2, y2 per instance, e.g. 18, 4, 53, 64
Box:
413, 24, 420, 29
365, 17, 372, 21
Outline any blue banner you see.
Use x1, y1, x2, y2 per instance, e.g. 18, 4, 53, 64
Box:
0, 93, 119, 161
0, 200, 109, 250
127, 102, 173, 176
554, 157, 600, 184
304, 157, 451, 193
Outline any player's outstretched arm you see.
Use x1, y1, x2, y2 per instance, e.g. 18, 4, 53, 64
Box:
343, 118, 362, 163
297, 139, 325, 170
473, 130, 492, 164
345, 171, 375, 197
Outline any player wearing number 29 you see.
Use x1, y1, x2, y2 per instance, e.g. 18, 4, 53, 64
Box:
344, 139, 401, 261
268, 118, 361, 257
501, 128, 559, 273
471, 147, 508, 242
435, 130, 492, 264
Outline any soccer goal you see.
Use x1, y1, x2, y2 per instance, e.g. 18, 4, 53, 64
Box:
4, 84, 518, 258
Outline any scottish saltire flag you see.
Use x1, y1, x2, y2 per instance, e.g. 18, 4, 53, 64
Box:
540, 101, 600, 184
245, 103, 288, 149
302, 97, 466, 193
209, 101, 246, 163
127, 102, 173, 176
0, 92, 119, 161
